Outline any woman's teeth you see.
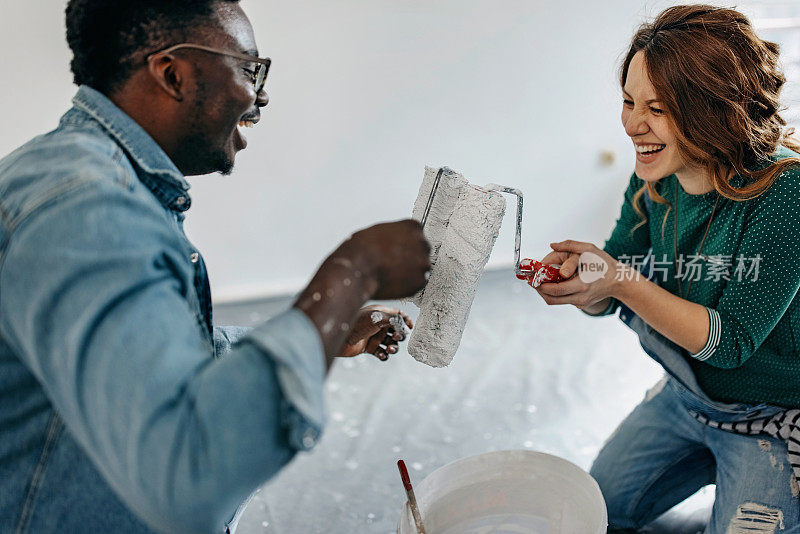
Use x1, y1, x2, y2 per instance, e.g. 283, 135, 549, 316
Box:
636, 144, 666, 154
238, 120, 255, 128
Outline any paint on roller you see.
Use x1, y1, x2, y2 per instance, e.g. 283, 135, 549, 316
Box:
409, 185, 506, 367
410, 167, 468, 306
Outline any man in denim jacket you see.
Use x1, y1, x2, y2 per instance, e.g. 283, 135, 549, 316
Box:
0, 1, 431, 532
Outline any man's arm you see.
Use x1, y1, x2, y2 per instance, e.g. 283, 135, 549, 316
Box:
0, 181, 428, 532
213, 326, 251, 358
294, 220, 430, 370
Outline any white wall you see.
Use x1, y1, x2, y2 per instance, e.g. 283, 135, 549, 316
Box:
1, 0, 768, 302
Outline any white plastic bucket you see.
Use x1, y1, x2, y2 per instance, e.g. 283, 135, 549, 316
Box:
397, 450, 607, 534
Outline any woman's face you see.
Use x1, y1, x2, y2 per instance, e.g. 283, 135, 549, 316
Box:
621, 51, 687, 182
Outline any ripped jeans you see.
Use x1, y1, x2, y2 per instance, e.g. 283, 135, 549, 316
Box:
590, 376, 800, 532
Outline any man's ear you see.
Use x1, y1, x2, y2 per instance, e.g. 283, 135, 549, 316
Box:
147, 55, 184, 101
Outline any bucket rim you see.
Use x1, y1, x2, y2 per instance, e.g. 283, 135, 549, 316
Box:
396, 449, 608, 533
414, 449, 602, 495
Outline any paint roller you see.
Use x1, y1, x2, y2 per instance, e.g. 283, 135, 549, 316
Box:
409, 167, 468, 307
408, 166, 526, 367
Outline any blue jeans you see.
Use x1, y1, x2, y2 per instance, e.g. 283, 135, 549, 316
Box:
590, 377, 800, 532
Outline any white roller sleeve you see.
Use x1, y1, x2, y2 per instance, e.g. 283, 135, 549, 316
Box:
410, 167, 468, 306
409, 186, 506, 367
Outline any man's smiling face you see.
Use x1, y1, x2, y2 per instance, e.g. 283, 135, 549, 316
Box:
173, 2, 268, 176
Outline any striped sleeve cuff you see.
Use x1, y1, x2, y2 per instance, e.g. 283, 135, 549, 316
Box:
689, 307, 721, 362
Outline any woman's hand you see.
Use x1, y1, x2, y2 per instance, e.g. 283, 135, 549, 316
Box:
534, 240, 630, 310
339, 305, 413, 360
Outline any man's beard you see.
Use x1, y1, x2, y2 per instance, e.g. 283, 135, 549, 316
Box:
177, 131, 234, 176
175, 80, 235, 176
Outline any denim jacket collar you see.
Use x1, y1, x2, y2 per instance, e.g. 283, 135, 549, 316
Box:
70, 85, 192, 212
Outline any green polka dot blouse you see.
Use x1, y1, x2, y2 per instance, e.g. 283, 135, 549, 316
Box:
600, 146, 800, 408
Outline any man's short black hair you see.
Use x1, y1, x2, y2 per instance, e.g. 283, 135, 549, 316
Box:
66, 0, 241, 96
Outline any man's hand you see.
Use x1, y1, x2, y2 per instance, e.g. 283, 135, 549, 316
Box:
341, 219, 431, 300
294, 219, 430, 370
339, 305, 413, 360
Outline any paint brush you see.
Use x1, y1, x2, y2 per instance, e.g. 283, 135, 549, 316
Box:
397, 459, 427, 534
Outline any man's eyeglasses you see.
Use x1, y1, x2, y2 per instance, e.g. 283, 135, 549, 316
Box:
147, 43, 271, 94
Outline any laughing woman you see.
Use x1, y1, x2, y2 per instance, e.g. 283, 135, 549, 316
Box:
534, 5, 800, 531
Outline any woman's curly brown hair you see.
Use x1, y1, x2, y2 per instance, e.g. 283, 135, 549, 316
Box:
622, 4, 800, 236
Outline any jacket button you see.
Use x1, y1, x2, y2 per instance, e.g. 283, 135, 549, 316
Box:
190, 252, 200, 264
302, 429, 317, 448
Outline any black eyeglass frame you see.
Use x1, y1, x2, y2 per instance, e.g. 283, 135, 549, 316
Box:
146, 43, 271, 93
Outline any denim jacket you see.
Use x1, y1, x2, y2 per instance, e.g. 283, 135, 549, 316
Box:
0, 86, 326, 534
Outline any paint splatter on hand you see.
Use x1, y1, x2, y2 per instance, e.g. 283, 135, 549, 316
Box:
339, 305, 413, 360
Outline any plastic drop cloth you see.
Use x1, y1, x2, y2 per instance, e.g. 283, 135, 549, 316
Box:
217, 268, 714, 534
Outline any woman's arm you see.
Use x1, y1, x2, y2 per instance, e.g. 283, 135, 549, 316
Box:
581, 297, 614, 316
536, 243, 710, 353
571, 172, 651, 318
541, 165, 800, 368
613, 266, 710, 354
